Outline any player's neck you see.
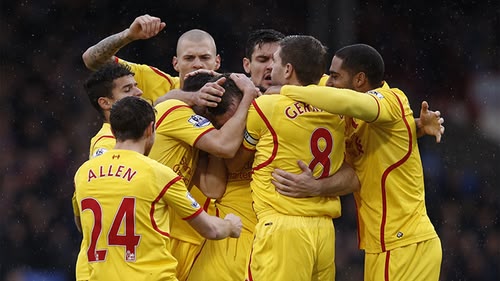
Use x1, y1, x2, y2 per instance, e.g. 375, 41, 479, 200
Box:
114, 140, 146, 155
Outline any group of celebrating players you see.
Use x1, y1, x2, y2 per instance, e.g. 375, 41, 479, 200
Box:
73, 14, 445, 281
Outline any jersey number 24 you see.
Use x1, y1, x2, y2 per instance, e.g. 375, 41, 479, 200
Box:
81, 197, 141, 262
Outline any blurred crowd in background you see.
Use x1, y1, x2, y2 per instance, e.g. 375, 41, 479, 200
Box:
1, 1, 499, 280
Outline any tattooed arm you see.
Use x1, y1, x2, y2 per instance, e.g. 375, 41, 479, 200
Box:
82, 14, 166, 71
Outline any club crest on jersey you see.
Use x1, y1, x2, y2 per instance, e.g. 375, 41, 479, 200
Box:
188, 115, 211, 128
186, 192, 201, 209
368, 90, 384, 99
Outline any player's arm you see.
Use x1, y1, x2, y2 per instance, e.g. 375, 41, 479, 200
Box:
187, 212, 242, 240
225, 145, 256, 173
74, 216, 82, 233
155, 69, 224, 106
225, 97, 260, 172
154, 88, 223, 107
82, 14, 166, 70
281, 85, 380, 122
415, 101, 445, 143
195, 74, 260, 158
167, 174, 242, 239
273, 160, 360, 198
71, 192, 82, 232
191, 152, 227, 199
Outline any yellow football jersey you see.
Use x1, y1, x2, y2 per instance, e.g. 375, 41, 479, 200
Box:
318, 74, 329, 86
243, 94, 345, 218
149, 99, 215, 244
74, 149, 202, 280
280, 82, 438, 253
346, 83, 437, 253
76, 122, 116, 280
89, 123, 115, 159
116, 57, 181, 103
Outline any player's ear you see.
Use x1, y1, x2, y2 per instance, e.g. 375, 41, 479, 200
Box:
172, 56, 179, 72
214, 54, 221, 71
354, 72, 367, 88
146, 121, 155, 137
242, 57, 251, 74
284, 63, 293, 79
98, 97, 112, 110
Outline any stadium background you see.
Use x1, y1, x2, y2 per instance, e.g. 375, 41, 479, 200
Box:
1, 0, 499, 280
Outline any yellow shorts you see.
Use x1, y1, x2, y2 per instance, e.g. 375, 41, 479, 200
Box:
246, 212, 335, 280
170, 238, 204, 281
364, 237, 442, 281
187, 230, 253, 281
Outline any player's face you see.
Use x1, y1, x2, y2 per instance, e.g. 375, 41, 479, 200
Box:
326, 56, 355, 90
243, 42, 280, 90
173, 39, 221, 82
111, 75, 143, 101
270, 47, 286, 86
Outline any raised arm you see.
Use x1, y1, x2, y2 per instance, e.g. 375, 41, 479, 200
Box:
154, 87, 223, 107
82, 14, 166, 70
195, 74, 260, 158
273, 160, 360, 198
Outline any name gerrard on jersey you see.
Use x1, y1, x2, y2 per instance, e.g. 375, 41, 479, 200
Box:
284, 102, 323, 119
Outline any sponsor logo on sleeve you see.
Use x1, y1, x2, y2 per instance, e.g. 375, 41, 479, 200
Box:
93, 148, 108, 158
188, 115, 211, 128
368, 90, 384, 99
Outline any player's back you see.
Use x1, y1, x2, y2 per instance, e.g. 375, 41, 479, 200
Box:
245, 94, 346, 218
74, 149, 179, 280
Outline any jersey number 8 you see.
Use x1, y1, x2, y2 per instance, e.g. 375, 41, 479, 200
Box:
309, 128, 333, 178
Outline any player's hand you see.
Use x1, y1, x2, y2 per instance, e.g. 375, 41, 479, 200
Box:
224, 213, 242, 238
272, 160, 320, 198
125, 14, 166, 41
197, 77, 226, 107
417, 101, 445, 143
184, 69, 220, 80
190, 89, 222, 108
230, 73, 260, 99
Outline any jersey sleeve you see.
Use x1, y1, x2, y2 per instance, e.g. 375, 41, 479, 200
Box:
72, 191, 80, 217
242, 100, 266, 150
90, 136, 115, 159
365, 86, 414, 124
280, 85, 381, 122
155, 99, 215, 146
157, 168, 203, 220
318, 74, 329, 86
116, 57, 180, 103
